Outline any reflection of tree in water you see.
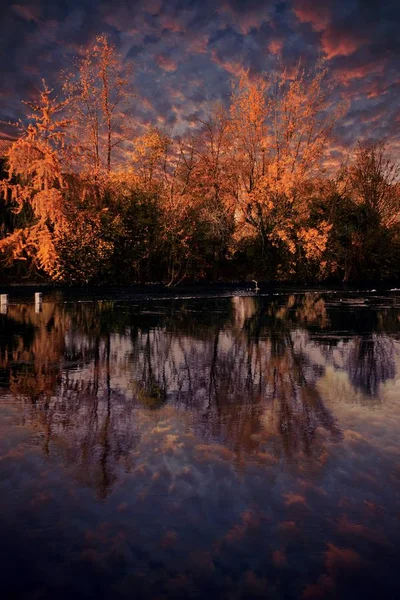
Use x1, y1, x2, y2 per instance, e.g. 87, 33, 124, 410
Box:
314, 301, 398, 397
344, 335, 395, 396
267, 293, 398, 398
0, 303, 139, 499
214, 296, 342, 458
124, 295, 342, 459
59, 333, 140, 498
0, 291, 398, 493
262, 339, 342, 457
131, 329, 167, 409
0, 303, 66, 403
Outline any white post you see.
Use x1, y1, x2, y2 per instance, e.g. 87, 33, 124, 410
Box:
35, 292, 42, 314
1, 294, 8, 314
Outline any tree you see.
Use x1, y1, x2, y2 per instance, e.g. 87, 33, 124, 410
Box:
103, 172, 163, 283
345, 141, 400, 228
335, 141, 400, 281
148, 110, 237, 285
228, 62, 345, 278
0, 81, 70, 278
132, 127, 171, 188
229, 73, 268, 197
64, 34, 133, 175
171, 106, 236, 278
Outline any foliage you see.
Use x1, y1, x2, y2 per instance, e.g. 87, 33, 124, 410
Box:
0, 47, 399, 285
0, 82, 70, 278
325, 142, 400, 281
63, 34, 133, 175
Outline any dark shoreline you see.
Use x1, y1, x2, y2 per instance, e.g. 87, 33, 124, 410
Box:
1, 280, 399, 302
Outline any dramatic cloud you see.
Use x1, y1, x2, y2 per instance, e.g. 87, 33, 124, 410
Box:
0, 0, 399, 153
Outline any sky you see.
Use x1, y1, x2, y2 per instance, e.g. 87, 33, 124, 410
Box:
0, 0, 399, 159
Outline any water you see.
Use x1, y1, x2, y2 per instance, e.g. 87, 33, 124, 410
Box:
0, 289, 399, 599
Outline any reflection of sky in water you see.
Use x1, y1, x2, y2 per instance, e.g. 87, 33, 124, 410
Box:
0, 291, 399, 599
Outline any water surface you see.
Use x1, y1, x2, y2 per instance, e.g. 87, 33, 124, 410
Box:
0, 289, 399, 599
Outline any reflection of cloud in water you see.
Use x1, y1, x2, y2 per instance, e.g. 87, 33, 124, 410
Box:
231, 295, 257, 329
0, 293, 398, 499
299, 333, 397, 399
345, 335, 396, 396
0, 292, 399, 598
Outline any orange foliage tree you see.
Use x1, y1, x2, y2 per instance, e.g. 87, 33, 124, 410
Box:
229, 61, 346, 276
64, 34, 133, 176
2, 38, 398, 285
0, 81, 70, 278
344, 141, 400, 228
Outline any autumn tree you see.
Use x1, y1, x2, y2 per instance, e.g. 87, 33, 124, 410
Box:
229, 62, 345, 279
141, 109, 237, 285
4, 45, 400, 286
122, 128, 202, 285
0, 80, 121, 284
64, 34, 133, 175
172, 106, 236, 276
345, 141, 400, 228
329, 141, 400, 281
229, 71, 268, 197
190, 104, 238, 211
132, 126, 171, 188
100, 170, 163, 283
0, 81, 70, 278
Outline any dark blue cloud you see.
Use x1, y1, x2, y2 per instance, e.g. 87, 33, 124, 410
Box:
0, 0, 398, 155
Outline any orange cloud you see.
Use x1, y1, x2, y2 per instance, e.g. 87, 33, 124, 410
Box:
139, 97, 155, 112
324, 543, 362, 575
158, 14, 184, 33
244, 571, 268, 595
302, 575, 335, 599
303, 543, 363, 598
278, 520, 300, 533
268, 39, 283, 55
186, 33, 209, 55
160, 529, 178, 549
12, 3, 40, 23
367, 86, 387, 100
337, 515, 390, 546
222, 509, 261, 544
170, 88, 185, 101
284, 492, 309, 507
188, 551, 215, 573
210, 49, 244, 76
155, 54, 178, 72
293, 0, 331, 31
335, 59, 386, 84
321, 30, 366, 59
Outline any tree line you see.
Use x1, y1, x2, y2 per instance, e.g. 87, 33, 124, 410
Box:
0, 34, 399, 285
